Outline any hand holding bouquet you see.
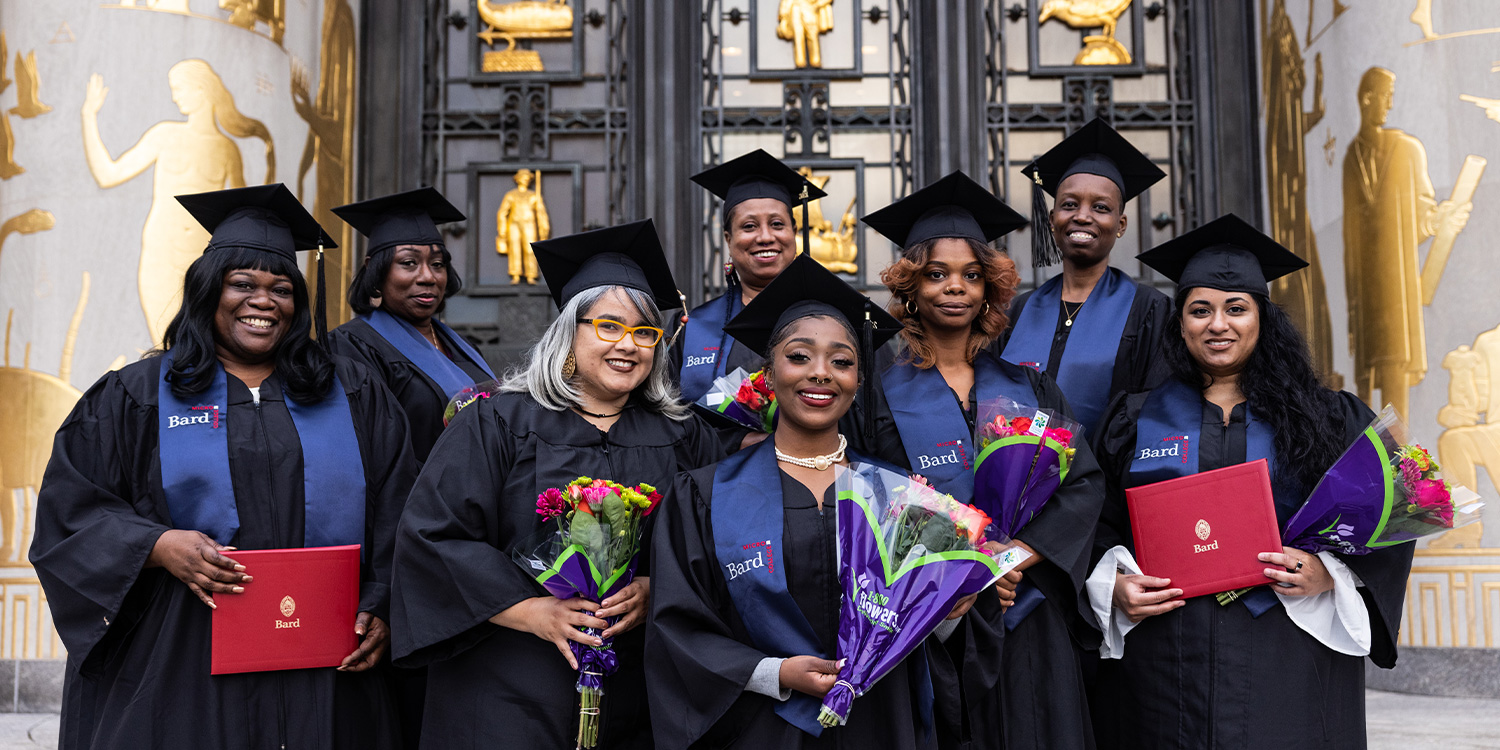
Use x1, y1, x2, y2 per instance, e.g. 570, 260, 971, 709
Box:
817, 464, 1028, 728
693, 367, 778, 433
1281, 406, 1485, 555
518, 477, 662, 748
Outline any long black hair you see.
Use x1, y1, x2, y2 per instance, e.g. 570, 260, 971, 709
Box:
1162, 290, 1344, 493
346, 244, 463, 316
159, 245, 335, 403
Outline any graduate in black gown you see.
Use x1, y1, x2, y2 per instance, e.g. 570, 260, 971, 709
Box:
1087, 215, 1414, 750
853, 173, 1107, 750
390, 219, 721, 749
674, 150, 825, 449
31, 185, 417, 750
649, 253, 990, 750
325, 187, 496, 463
994, 119, 1171, 437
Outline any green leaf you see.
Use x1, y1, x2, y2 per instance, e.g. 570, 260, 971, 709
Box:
601, 491, 629, 530
570, 509, 605, 554
918, 512, 959, 554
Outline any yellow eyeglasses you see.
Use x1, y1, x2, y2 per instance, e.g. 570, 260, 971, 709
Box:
577, 318, 664, 348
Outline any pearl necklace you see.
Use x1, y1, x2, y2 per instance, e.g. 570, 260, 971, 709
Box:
775, 434, 848, 471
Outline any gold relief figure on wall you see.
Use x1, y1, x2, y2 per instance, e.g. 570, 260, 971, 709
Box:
1343, 67, 1478, 421
220, 0, 287, 45
777, 0, 834, 69
82, 60, 274, 343
1430, 325, 1500, 548
1038, 0, 1133, 66
477, 0, 570, 72
294, 0, 356, 324
10, 50, 52, 119
1260, 0, 1339, 388
792, 166, 858, 274
495, 169, 549, 285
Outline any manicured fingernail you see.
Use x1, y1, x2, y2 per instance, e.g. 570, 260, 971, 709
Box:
232, 586, 244, 593
234, 564, 246, 571
209, 602, 217, 610
241, 575, 253, 582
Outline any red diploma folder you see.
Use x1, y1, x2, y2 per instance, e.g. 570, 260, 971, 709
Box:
1126, 460, 1282, 600
211, 544, 360, 675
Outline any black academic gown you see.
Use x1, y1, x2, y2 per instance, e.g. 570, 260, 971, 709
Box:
30, 355, 417, 750
990, 280, 1170, 421
647, 460, 939, 750
1089, 389, 1414, 750
390, 391, 721, 749
671, 293, 767, 452
847, 355, 1105, 750
325, 317, 493, 463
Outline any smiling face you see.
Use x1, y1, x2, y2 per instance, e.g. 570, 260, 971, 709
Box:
379, 244, 448, 325
766, 315, 859, 434
1181, 287, 1261, 378
214, 268, 295, 367
571, 287, 657, 404
1050, 172, 1126, 269
725, 198, 797, 291
914, 238, 985, 335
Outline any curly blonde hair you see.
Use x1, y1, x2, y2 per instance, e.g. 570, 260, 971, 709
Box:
880, 237, 1020, 368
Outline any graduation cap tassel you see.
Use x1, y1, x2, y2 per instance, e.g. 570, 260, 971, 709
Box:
1030, 171, 1062, 268
314, 241, 328, 344
664, 289, 690, 352
800, 184, 811, 257
862, 308, 875, 441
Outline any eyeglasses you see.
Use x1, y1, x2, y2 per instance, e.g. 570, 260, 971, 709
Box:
577, 318, 664, 348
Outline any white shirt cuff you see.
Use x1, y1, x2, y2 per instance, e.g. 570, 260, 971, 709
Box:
1274, 551, 1372, 656
1087, 545, 1143, 660
933, 615, 961, 643
746, 657, 792, 700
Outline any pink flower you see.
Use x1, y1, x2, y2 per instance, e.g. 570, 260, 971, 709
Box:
1043, 428, 1074, 445
536, 488, 568, 519
580, 485, 611, 508
910, 474, 930, 487
1413, 479, 1454, 526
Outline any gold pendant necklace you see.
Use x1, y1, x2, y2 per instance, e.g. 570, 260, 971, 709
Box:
1062, 300, 1083, 327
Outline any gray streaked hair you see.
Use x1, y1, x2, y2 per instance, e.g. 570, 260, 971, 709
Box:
499, 285, 690, 420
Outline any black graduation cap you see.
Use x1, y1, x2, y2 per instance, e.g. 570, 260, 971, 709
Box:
861, 171, 1026, 252
723, 254, 901, 357
1136, 213, 1307, 296
1021, 118, 1166, 267
691, 149, 826, 223
532, 219, 682, 312
332, 187, 465, 257
177, 183, 335, 261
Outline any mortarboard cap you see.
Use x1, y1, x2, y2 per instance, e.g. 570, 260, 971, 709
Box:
862, 171, 1026, 251
691, 149, 826, 224
332, 187, 465, 258
723, 254, 901, 357
1021, 118, 1166, 268
532, 219, 682, 312
176, 183, 335, 261
1136, 213, 1307, 296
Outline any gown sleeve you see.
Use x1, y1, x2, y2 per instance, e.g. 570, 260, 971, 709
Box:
29, 369, 173, 669
646, 469, 774, 750
1123, 288, 1172, 395
340, 358, 421, 622
1326, 391, 1414, 668
389, 398, 528, 667
1089, 391, 1147, 560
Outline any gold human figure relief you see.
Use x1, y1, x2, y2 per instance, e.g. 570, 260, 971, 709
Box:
1037, 0, 1133, 66
11, 51, 52, 119
82, 61, 275, 344
1260, 0, 1339, 388
0, 274, 87, 566
481, 33, 545, 73
1460, 94, 1500, 125
495, 169, 549, 285
792, 166, 858, 274
1430, 326, 1500, 548
1410, 0, 1437, 41
477, 0, 573, 40
777, 0, 835, 69
220, 0, 288, 45
293, 0, 357, 324
1342, 67, 1474, 422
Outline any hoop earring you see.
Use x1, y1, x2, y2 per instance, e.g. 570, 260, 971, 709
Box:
981, 301, 991, 316
561, 351, 577, 379
905, 298, 918, 316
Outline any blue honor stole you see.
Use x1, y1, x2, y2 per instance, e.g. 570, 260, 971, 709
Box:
1126, 379, 1295, 616
1001, 267, 1136, 435
361, 310, 496, 400
679, 292, 741, 402
881, 352, 1034, 504
157, 352, 368, 550
710, 442, 932, 736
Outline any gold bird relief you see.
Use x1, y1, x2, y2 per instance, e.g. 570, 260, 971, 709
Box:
10, 51, 51, 119
1038, 0, 1134, 66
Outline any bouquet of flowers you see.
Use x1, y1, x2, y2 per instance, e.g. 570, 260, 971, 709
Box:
1281, 406, 1485, 555
693, 366, 778, 433
817, 464, 1028, 728
517, 476, 663, 748
971, 396, 1082, 540
443, 379, 501, 426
